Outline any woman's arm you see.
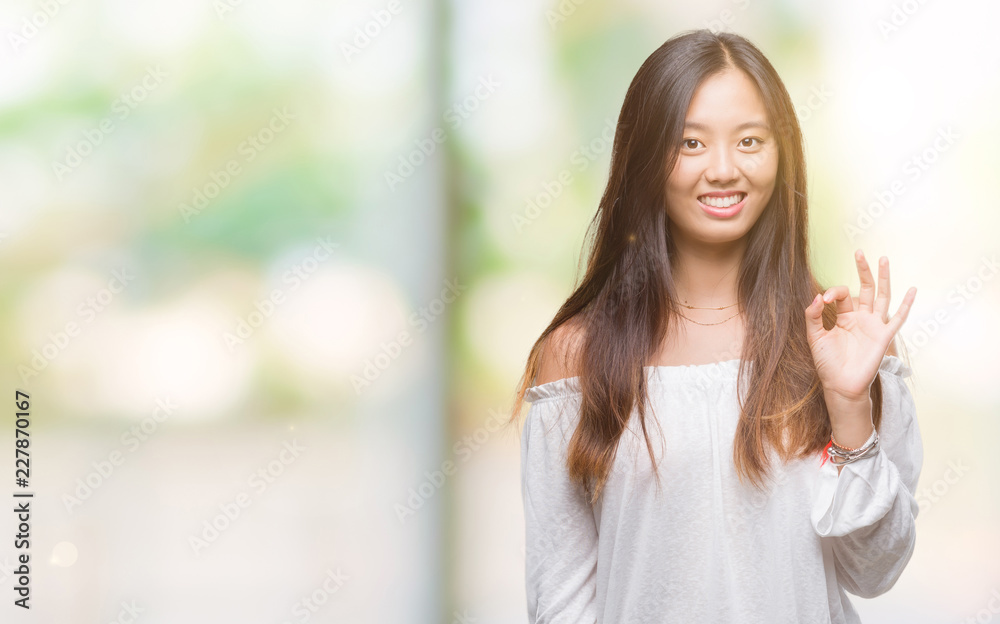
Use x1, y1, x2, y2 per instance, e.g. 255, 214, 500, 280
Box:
810, 355, 922, 598
521, 397, 600, 623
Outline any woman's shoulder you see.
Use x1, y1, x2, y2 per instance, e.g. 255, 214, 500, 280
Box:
534, 320, 587, 387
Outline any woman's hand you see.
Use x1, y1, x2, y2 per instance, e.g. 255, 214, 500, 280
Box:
804, 250, 917, 405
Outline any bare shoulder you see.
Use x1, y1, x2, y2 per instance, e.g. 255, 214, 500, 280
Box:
534, 320, 586, 386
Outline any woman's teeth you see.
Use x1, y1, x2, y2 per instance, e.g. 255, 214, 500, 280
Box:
699, 193, 745, 208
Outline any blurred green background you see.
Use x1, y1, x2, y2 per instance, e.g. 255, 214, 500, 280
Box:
0, 0, 997, 622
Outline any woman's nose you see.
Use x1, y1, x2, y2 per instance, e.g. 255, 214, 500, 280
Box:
705, 148, 739, 183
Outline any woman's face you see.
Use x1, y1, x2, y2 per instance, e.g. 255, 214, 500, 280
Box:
664, 67, 779, 248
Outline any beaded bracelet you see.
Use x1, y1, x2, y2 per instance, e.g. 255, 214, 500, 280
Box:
827, 428, 879, 466
831, 426, 877, 452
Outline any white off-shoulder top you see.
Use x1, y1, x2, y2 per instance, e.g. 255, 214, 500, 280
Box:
520, 354, 921, 624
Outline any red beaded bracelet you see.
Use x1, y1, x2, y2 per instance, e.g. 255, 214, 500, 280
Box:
830, 426, 876, 452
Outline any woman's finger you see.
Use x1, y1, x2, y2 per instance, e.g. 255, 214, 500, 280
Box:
804, 293, 827, 346
887, 286, 917, 335
874, 256, 891, 322
855, 250, 876, 313
823, 285, 853, 316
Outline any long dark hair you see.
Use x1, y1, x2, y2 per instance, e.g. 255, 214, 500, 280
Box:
507, 28, 897, 504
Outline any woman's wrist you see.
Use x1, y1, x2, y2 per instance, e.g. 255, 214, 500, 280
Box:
825, 393, 875, 450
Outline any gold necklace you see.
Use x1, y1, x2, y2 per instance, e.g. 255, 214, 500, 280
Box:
676, 299, 741, 326
677, 309, 741, 325
679, 301, 739, 310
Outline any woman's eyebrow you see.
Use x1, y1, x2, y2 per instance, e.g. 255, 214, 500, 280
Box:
684, 120, 770, 132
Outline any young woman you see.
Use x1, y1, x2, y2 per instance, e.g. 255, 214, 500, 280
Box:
509, 29, 921, 623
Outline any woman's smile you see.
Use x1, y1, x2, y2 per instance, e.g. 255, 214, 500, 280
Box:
697, 191, 749, 218
697, 191, 747, 218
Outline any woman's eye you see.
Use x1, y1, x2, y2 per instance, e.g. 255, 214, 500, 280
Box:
740, 137, 763, 148
682, 139, 702, 149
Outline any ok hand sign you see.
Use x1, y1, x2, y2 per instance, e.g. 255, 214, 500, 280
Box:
804, 250, 917, 403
